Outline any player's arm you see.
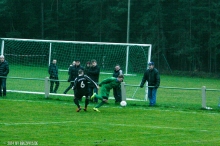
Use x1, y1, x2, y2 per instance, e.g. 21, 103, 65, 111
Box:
99, 77, 115, 86
84, 75, 98, 89
72, 77, 78, 90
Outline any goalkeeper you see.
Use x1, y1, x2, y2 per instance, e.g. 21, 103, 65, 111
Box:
91, 74, 124, 112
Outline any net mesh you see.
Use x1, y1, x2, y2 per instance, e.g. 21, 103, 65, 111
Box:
1, 38, 151, 100
2, 39, 151, 78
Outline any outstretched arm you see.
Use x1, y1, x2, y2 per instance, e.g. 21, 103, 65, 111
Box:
99, 77, 115, 86
84, 75, 99, 89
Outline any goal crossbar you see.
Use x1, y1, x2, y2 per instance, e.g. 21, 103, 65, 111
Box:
1, 38, 152, 47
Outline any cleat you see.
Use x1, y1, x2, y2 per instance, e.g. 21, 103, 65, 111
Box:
76, 108, 81, 112
91, 93, 96, 100
93, 108, 100, 112
83, 108, 87, 111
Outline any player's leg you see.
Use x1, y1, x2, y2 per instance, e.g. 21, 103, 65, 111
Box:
74, 93, 82, 112
84, 96, 90, 111
94, 96, 108, 108
94, 101, 105, 108
93, 94, 103, 100
93, 87, 98, 103
74, 97, 80, 108
93, 95, 106, 112
88, 86, 94, 102
92, 87, 107, 101
93, 89, 109, 112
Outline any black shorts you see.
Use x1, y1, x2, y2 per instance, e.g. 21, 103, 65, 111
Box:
74, 92, 89, 100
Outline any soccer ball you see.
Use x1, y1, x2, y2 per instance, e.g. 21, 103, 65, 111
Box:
120, 101, 127, 107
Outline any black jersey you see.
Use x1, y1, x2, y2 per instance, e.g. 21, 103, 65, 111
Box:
73, 75, 98, 95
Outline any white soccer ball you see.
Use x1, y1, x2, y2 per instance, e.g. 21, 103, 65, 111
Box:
120, 101, 127, 107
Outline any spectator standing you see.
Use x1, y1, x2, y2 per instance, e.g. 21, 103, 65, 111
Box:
91, 75, 124, 112
140, 61, 160, 106
84, 61, 91, 75
87, 59, 100, 103
73, 69, 98, 112
48, 59, 59, 93
63, 59, 84, 94
0, 55, 9, 96
63, 61, 75, 94
113, 64, 123, 104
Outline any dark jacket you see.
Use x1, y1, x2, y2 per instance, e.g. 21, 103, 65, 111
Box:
84, 66, 90, 75
48, 63, 58, 78
0, 60, 9, 77
87, 65, 100, 83
113, 69, 122, 78
68, 65, 84, 82
140, 68, 160, 88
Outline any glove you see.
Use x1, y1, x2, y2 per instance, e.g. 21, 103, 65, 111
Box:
140, 84, 144, 88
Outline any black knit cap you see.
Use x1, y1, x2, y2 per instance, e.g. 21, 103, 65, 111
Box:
148, 62, 154, 65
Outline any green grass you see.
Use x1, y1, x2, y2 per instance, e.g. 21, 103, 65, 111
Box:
1, 65, 220, 145
1, 94, 220, 146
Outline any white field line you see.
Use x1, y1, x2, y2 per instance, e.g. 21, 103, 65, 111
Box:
2, 99, 220, 135
0, 120, 209, 133
7, 90, 140, 100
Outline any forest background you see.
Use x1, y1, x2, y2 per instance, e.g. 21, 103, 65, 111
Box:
0, 0, 220, 77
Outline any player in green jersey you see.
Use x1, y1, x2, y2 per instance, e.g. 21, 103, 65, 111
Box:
91, 74, 124, 112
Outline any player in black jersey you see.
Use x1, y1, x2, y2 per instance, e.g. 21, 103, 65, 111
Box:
72, 69, 99, 112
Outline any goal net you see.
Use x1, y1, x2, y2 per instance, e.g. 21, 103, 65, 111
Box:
0, 38, 152, 99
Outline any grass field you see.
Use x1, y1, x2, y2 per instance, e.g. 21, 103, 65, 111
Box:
1, 94, 220, 146
1, 65, 220, 145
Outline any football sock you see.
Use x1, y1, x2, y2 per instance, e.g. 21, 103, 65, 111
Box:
74, 98, 80, 108
85, 98, 89, 108
95, 101, 105, 108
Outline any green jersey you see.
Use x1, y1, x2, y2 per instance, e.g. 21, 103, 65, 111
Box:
99, 77, 121, 98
